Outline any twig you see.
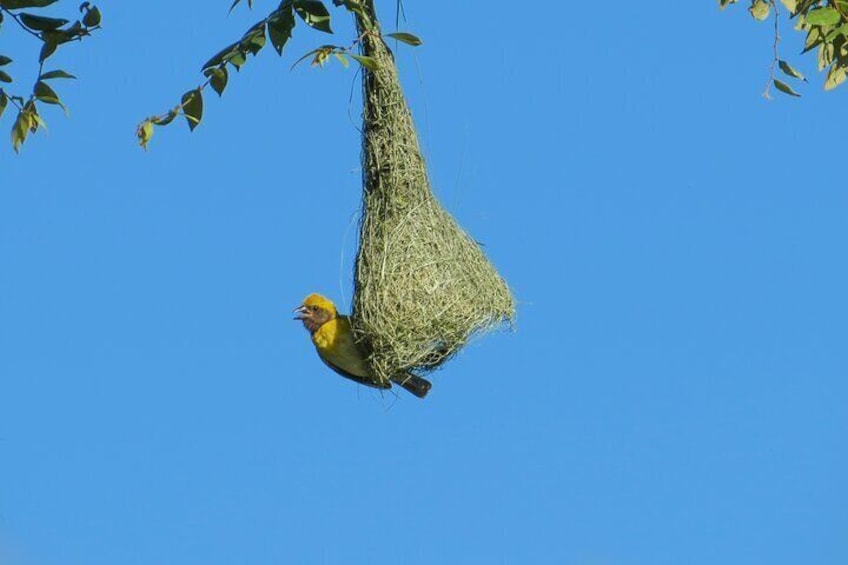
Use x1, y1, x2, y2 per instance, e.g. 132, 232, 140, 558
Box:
0, 7, 100, 43
762, 0, 781, 99
0, 88, 26, 112
0, 7, 43, 40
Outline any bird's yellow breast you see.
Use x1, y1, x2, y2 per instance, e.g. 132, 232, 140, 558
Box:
311, 316, 346, 350
312, 315, 370, 379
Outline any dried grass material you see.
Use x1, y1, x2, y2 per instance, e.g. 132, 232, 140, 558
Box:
351, 5, 515, 383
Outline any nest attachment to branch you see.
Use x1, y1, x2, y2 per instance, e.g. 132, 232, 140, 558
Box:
352, 5, 515, 383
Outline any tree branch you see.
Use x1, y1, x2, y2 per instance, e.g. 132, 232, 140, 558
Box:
762, 0, 781, 99
0, 7, 45, 40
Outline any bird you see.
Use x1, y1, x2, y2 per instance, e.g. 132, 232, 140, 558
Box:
294, 293, 432, 398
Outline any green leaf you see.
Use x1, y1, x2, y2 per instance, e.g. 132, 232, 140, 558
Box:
0, 92, 7, 120
748, 0, 771, 21
40, 69, 76, 80
82, 6, 101, 27
824, 64, 847, 90
19, 13, 68, 31
229, 0, 252, 13
780, 0, 797, 14
268, 7, 296, 55
202, 41, 239, 71
801, 26, 822, 53
290, 47, 323, 70
227, 50, 247, 69
294, 0, 332, 33
386, 32, 422, 46
152, 109, 178, 126
62, 20, 85, 40
137, 119, 154, 150
28, 105, 46, 132
310, 47, 332, 67
0, 70, 11, 82
241, 22, 266, 55
12, 110, 30, 153
38, 23, 84, 48
778, 59, 806, 81
817, 42, 834, 71
805, 7, 841, 26
206, 66, 228, 96
718, 0, 738, 9
333, 52, 349, 67
181, 89, 203, 131
34, 80, 64, 108
204, 42, 248, 71
350, 53, 378, 71
39, 41, 58, 63
824, 22, 848, 41
0, 0, 59, 8
0, 55, 11, 66
773, 78, 801, 96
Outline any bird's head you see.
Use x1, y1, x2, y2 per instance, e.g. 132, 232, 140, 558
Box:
294, 293, 338, 333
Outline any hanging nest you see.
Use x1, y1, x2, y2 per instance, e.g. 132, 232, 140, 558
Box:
350, 3, 515, 384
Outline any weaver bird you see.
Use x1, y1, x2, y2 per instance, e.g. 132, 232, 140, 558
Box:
294, 293, 432, 398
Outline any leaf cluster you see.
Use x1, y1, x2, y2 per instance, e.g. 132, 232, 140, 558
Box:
720, 0, 848, 96
137, 0, 420, 149
0, 0, 101, 151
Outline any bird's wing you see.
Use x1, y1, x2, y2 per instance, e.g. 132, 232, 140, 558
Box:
319, 357, 390, 389
315, 317, 390, 390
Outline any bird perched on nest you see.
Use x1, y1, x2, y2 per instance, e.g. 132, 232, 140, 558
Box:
294, 293, 432, 398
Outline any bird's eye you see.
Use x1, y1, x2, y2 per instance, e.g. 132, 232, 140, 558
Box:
311, 305, 318, 311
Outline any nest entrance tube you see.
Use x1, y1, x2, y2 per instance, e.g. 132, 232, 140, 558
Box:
351, 2, 515, 384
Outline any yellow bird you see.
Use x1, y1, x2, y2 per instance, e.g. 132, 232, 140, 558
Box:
294, 293, 432, 398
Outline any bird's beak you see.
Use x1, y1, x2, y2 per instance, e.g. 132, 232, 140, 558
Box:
293, 305, 308, 320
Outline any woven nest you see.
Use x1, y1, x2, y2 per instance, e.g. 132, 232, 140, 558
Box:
351, 4, 515, 383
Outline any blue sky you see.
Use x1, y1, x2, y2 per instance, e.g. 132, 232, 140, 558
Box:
1, 1, 846, 564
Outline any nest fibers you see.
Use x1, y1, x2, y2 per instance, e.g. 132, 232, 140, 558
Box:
350, 4, 515, 384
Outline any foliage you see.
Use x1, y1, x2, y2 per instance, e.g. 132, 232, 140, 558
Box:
720, 0, 848, 97
0, 0, 101, 152
137, 0, 421, 150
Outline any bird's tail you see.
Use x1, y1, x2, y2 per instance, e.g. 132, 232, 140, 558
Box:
390, 373, 432, 399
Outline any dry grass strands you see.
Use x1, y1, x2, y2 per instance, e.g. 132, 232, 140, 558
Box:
351, 3, 515, 383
